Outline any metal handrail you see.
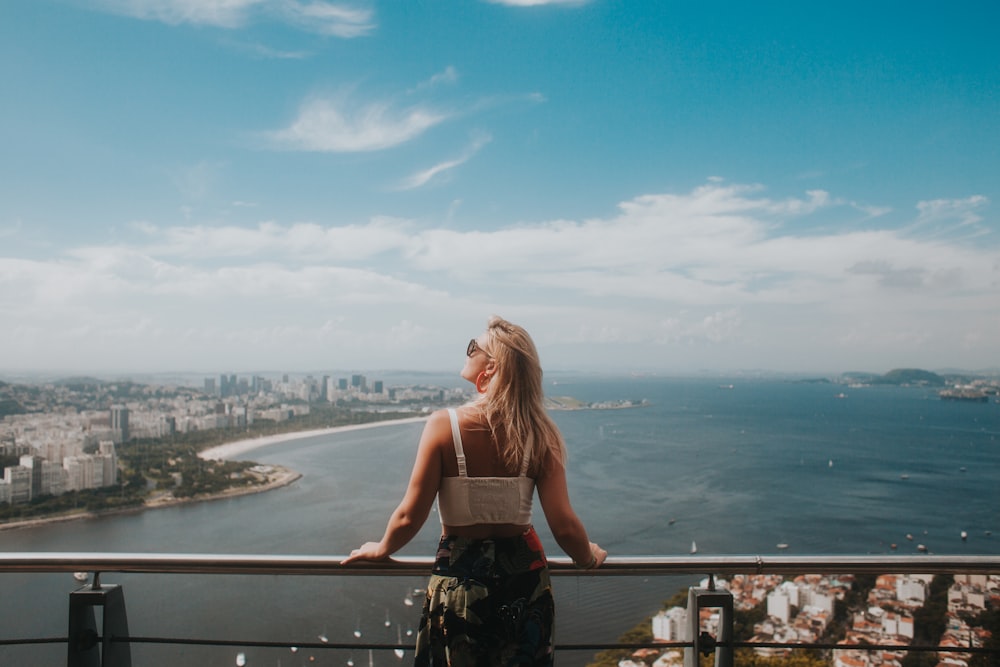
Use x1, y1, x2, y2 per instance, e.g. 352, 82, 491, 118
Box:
2, 553, 998, 667
2, 552, 999, 576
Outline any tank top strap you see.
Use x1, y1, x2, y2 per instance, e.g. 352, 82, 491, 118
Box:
519, 438, 531, 477
446, 408, 468, 477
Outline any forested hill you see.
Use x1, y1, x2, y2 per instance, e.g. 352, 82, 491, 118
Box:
842, 368, 946, 386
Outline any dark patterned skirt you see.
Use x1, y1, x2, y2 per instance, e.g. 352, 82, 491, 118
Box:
414, 527, 554, 667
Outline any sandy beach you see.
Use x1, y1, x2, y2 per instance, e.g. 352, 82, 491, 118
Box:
198, 415, 429, 461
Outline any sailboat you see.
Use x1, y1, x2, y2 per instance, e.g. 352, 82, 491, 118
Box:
384, 610, 391, 628
394, 625, 405, 659
235, 652, 247, 666
690, 541, 697, 554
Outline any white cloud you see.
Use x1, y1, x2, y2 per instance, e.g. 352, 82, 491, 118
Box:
278, 1, 375, 37
484, 0, 591, 6
2, 181, 997, 373
395, 133, 492, 190
94, 0, 267, 28
913, 195, 989, 231
91, 0, 375, 36
412, 66, 459, 92
266, 95, 449, 152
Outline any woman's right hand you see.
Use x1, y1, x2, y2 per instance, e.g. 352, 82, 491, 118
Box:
341, 541, 389, 564
590, 542, 608, 568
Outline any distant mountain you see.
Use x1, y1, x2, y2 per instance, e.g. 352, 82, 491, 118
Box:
872, 368, 946, 386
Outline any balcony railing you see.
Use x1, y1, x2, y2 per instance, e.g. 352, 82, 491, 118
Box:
2, 553, 998, 667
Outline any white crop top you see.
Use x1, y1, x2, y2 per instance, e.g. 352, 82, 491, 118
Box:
437, 408, 535, 526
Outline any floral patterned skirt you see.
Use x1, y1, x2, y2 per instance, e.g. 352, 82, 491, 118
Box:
414, 527, 554, 667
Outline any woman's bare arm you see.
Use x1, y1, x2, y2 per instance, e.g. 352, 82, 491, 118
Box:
536, 453, 607, 568
341, 411, 448, 563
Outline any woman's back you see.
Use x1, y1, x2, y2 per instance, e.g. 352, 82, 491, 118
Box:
438, 407, 535, 538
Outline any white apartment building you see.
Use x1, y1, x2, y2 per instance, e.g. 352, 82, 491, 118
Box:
2, 466, 32, 503
652, 607, 687, 642
896, 575, 928, 605
767, 590, 792, 624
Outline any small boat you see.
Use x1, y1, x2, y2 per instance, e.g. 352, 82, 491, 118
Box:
73, 572, 89, 582
690, 541, 697, 554
236, 652, 247, 666
961, 531, 968, 541
776, 543, 789, 550
318, 632, 328, 644
890, 543, 897, 550
394, 625, 404, 659
384, 610, 392, 628
828, 459, 834, 468
906, 533, 914, 541
290, 647, 298, 653
668, 518, 676, 525
403, 596, 414, 607
917, 544, 928, 553
900, 474, 909, 480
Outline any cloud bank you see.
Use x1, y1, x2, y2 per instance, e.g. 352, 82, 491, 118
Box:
0, 181, 995, 374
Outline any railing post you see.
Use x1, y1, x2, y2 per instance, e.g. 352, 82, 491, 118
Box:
685, 583, 734, 667
67, 581, 132, 667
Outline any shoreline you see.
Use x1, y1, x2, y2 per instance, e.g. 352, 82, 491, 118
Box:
197, 415, 429, 461
0, 415, 429, 532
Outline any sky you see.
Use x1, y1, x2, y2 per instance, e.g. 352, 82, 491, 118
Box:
1, 0, 998, 377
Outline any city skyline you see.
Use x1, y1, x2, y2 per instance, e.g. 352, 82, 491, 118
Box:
1, 1, 997, 375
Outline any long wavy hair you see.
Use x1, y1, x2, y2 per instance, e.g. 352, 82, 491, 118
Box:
472, 315, 566, 475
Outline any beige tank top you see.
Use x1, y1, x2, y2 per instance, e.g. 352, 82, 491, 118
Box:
437, 408, 534, 527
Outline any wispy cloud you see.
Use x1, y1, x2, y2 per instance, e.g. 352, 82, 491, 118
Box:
265, 94, 450, 152
171, 160, 228, 201
91, 0, 375, 36
278, 0, 375, 37
395, 133, 492, 190
484, 0, 591, 6
412, 66, 459, 92
94, 0, 264, 28
894, 195, 992, 245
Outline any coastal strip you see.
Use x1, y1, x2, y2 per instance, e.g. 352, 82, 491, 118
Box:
198, 415, 429, 461
0, 416, 429, 532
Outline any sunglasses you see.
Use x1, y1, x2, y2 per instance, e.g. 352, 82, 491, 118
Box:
467, 338, 491, 358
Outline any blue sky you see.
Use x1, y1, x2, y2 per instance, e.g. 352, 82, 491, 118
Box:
1, 0, 997, 376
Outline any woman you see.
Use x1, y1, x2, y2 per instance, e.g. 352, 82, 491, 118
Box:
343, 316, 607, 666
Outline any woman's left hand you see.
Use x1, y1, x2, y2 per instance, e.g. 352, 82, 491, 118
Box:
341, 541, 389, 564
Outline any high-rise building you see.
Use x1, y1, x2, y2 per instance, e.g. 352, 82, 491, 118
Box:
110, 404, 130, 444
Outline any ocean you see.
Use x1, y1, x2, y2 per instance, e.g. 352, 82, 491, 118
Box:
1, 376, 998, 666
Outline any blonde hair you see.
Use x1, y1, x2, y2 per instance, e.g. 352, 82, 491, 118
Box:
473, 315, 566, 475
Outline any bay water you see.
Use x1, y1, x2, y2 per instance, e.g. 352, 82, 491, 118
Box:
1, 377, 998, 666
